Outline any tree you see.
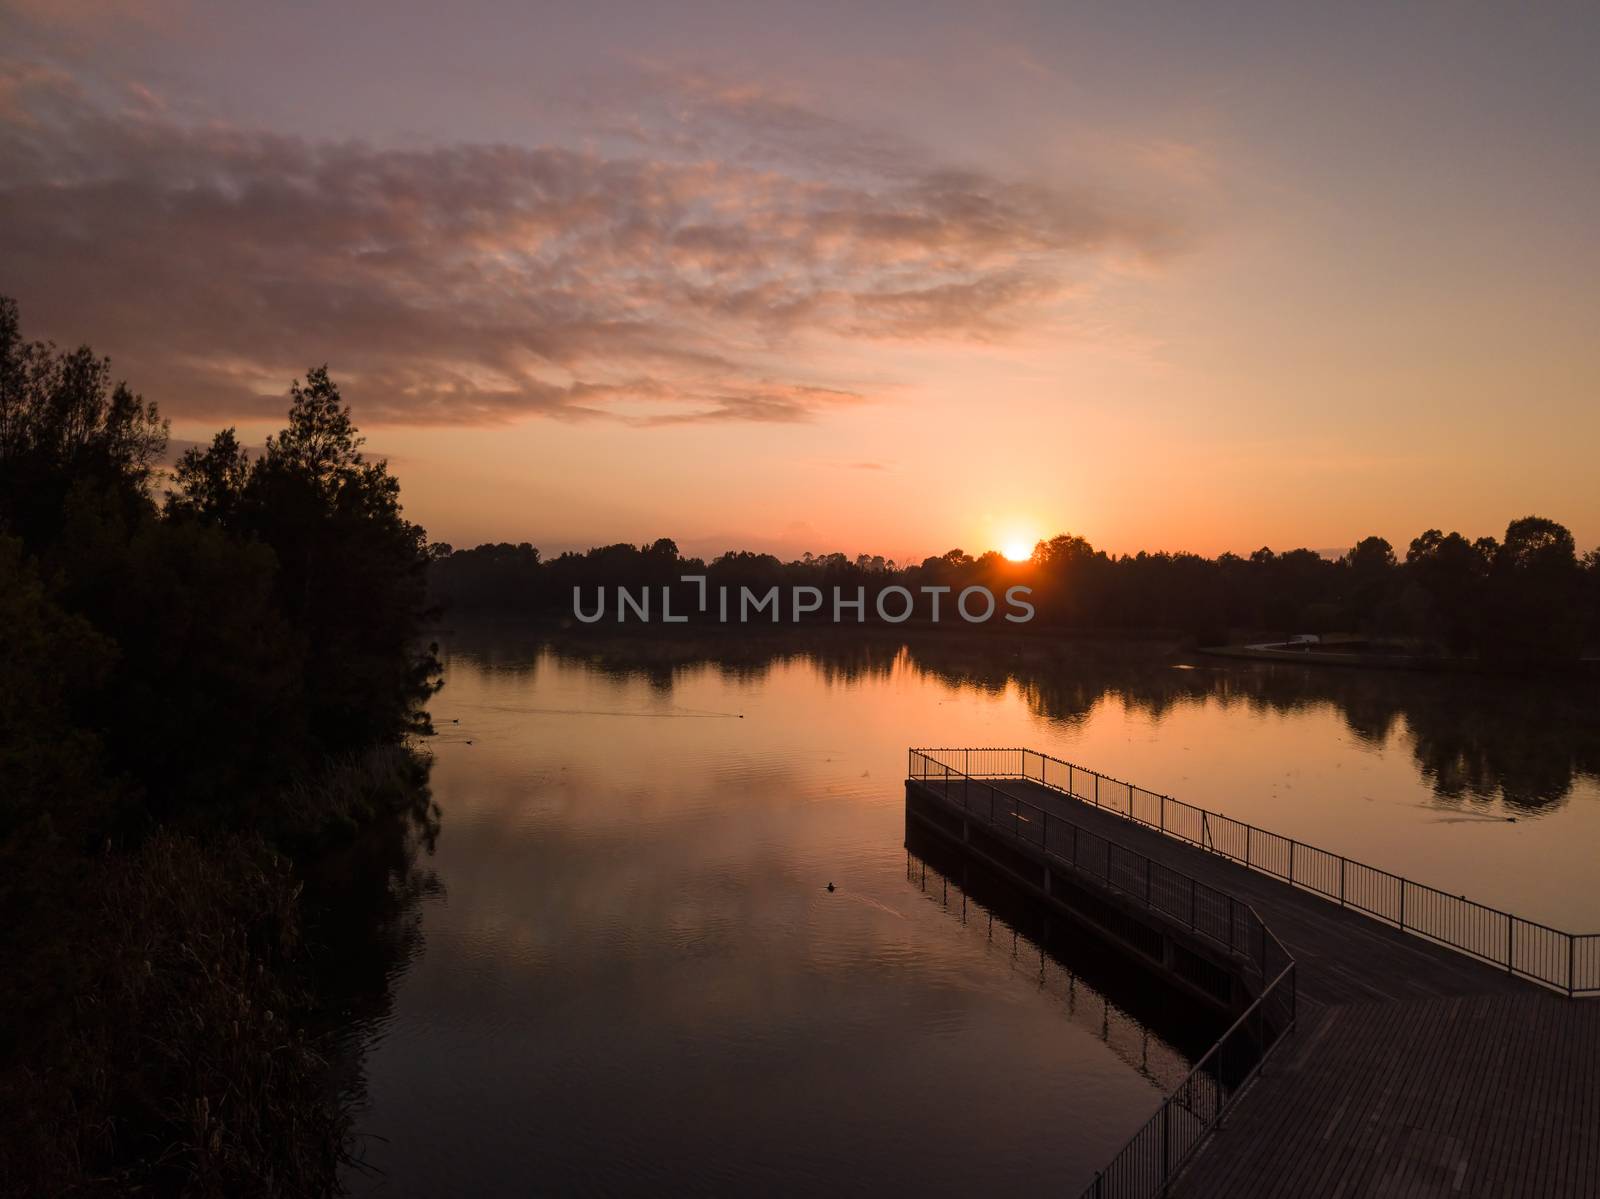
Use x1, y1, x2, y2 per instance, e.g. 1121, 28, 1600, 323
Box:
1267, 548, 1337, 631
230, 368, 440, 750
1406, 529, 1491, 652
1345, 536, 1398, 633
1498, 516, 1578, 573
0, 535, 116, 838
1348, 536, 1396, 573
158, 364, 442, 755
165, 428, 251, 525
89, 519, 305, 820
0, 299, 441, 1197
0, 297, 167, 553
1483, 516, 1584, 663
1584, 548, 1600, 651
1029, 534, 1108, 624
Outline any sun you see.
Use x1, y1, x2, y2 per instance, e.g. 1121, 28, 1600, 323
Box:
1000, 537, 1034, 562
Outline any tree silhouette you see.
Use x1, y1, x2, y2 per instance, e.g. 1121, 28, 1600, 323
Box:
1406, 530, 1491, 653
166, 428, 251, 525
433, 519, 1597, 663
0, 296, 167, 554
0, 296, 443, 1195
167, 367, 442, 752
1484, 516, 1584, 663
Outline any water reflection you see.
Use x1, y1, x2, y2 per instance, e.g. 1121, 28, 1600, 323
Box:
339, 631, 1210, 1196
336, 625, 1600, 1195
455, 624, 1600, 814
299, 762, 444, 1175
903, 823, 1221, 1095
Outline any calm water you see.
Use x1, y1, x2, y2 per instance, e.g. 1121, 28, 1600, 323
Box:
338, 628, 1600, 1195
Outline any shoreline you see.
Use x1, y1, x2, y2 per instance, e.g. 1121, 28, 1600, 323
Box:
1197, 643, 1600, 676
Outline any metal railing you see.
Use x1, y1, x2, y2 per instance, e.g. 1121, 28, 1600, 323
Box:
906, 750, 1297, 1198
907, 752, 1286, 981
912, 747, 1600, 997
1078, 957, 1298, 1199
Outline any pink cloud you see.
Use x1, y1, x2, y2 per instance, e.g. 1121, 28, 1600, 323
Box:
0, 61, 1189, 426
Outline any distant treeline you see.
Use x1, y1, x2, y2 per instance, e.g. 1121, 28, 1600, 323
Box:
1, 296, 439, 1194
431, 524, 1600, 663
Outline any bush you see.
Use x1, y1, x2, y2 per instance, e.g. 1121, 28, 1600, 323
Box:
1, 835, 345, 1198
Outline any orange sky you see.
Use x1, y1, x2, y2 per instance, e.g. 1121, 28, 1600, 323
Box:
4, 0, 1598, 561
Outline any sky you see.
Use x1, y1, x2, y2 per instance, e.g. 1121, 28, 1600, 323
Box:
3, 0, 1598, 563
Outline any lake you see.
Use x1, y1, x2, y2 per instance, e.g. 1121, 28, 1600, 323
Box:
337, 627, 1600, 1196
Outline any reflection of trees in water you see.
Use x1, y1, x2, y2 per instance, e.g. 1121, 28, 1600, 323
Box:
443, 623, 1600, 812
443, 621, 909, 690
299, 759, 444, 1173
1400, 689, 1600, 812
896, 639, 1599, 814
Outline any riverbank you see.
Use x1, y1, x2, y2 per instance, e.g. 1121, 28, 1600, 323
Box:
1199, 642, 1600, 675
0, 745, 438, 1198
0, 742, 438, 1190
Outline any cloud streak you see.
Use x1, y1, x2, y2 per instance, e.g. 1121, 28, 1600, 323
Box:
0, 63, 1189, 426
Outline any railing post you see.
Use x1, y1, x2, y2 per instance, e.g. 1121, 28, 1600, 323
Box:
1246, 824, 1252, 867
1095, 774, 1100, 806
1507, 916, 1515, 975
1160, 793, 1166, 834
1162, 1101, 1170, 1187
1339, 856, 1346, 907
1289, 840, 1296, 885
1570, 935, 1577, 997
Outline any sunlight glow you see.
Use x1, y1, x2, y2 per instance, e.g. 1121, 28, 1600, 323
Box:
1001, 538, 1034, 562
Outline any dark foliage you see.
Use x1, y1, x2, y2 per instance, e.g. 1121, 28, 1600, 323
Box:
1, 834, 341, 1197
0, 296, 442, 1197
168, 368, 441, 755
433, 524, 1600, 663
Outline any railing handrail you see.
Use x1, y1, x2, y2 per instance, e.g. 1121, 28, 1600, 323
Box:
906, 749, 1298, 1199
907, 751, 1291, 975
911, 747, 1600, 998
1081, 960, 1298, 1199
1185, 958, 1297, 1088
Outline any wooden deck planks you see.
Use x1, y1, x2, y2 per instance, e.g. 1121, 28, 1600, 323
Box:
1167, 991, 1600, 1197
912, 774, 1600, 1197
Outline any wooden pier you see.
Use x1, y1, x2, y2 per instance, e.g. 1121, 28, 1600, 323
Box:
905, 748, 1600, 1198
